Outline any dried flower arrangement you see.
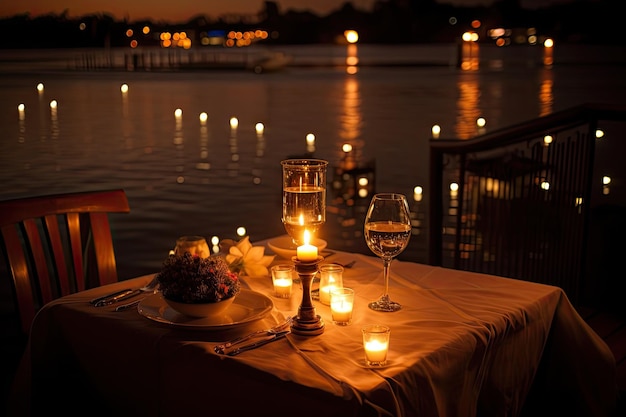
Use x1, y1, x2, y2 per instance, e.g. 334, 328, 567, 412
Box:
156, 252, 241, 304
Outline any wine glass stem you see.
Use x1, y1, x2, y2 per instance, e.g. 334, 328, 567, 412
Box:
382, 258, 392, 300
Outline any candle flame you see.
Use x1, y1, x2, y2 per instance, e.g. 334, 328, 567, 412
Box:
299, 214, 304, 226
303, 229, 311, 245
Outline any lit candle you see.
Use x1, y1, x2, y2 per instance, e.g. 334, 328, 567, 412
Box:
364, 340, 389, 363
362, 324, 390, 366
271, 264, 294, 299
296, 230, 318, 262
331, 302, 352, 322
273, 277, 292, 298
330, 288, 354, 325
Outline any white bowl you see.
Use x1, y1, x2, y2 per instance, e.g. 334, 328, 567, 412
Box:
164, 296, 236, 318
267, 235, 327, 260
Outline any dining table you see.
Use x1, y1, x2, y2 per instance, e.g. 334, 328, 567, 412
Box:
8, 238, 617, 417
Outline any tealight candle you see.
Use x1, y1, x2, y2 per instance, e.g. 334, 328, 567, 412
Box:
330, 287, 354, 325
364, 340, 388, 362
362, 324, 390, 366
273, 278, 292, 298
296, 230, 318, 262
271, 264, 294, 299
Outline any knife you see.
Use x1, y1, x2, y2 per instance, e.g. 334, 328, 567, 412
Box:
93, 289, 141, 307
221, 330, 290, 356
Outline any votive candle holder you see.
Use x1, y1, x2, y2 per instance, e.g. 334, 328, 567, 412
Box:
330, 287, 354, 325
318, 263, 344, 305
362, 324, 390, 366
271, 264, 294, 299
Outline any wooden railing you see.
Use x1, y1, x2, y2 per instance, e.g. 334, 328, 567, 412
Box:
429, 103, 626, 304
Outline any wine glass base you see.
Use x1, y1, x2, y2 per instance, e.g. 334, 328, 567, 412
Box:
368, 299, 402, 312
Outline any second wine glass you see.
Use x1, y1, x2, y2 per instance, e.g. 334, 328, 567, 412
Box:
364, 193, 411, 312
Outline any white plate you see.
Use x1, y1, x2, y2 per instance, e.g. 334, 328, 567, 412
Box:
138, 290, 273, 330
267, 235, 328, 259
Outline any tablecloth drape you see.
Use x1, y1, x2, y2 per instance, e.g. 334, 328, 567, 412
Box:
8, 248, 617, 417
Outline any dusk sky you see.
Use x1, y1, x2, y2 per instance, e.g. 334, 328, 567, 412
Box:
0, 0, 570, 22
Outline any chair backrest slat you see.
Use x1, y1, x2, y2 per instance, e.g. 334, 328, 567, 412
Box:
66, 212, 85, 291
89, 212, 118, 285
23, 219, 55, 304
44, 213, 72, 297
0, 189, 130, 335
1, 225, 35, 330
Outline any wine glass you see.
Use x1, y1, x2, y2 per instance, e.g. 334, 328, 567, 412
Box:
364, 193, 412, 312
281, 159, 328, 246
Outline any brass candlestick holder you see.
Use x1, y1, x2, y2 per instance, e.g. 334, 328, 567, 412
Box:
290, 256, 325, 336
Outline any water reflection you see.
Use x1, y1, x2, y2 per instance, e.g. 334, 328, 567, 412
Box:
460, 39, 479, 71
340, 76, 362, 161
174, 112, 187, 184
17, 103, 25, 143
197, 111, 211, 174
455, 73, 481, 139
228, 112, 239, 176
539, 68, 554, 116
346, 44, 358, 74
122, 85, 132, 149
253, 121, 265, 185
324, 70, 372, 252
50, 99, 59, 142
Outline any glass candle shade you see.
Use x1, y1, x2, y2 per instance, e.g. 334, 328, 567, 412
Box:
271, 264, 294, 298
174, 235, 210, 258
318, 264, 344, 305
330, 287, 354, 325
362, 324, 390, 366
281, 159, 328, 246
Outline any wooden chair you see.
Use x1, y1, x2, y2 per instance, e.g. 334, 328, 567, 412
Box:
0, 189, 130, 335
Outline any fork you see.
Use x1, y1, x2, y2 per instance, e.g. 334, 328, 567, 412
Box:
213, 317, 292, 354
111, 275, 159, 311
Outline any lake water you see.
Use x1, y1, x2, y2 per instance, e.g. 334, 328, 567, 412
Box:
1, 43, 625, 280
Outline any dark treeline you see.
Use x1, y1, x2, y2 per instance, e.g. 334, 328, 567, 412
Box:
0, 0, 622, 48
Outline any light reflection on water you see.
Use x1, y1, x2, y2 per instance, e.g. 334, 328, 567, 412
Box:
1, 44, 625, 279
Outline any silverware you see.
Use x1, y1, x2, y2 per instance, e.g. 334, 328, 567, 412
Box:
89, 288, 133, 306
219, 330, 290, 356
93, 275, 159, 307
213, 317, 292, 354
